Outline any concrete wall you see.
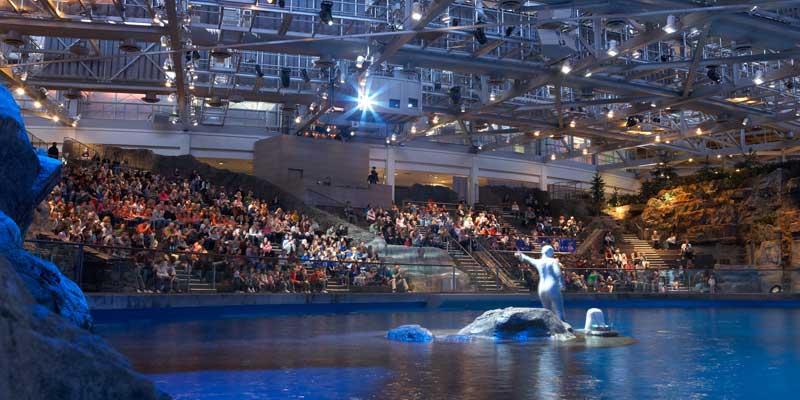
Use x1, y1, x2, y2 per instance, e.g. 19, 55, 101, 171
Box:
30, 118, 641, 205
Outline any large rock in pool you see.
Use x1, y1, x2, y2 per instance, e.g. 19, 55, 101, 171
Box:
387, 324, 434, 342
458, 307, 575, 341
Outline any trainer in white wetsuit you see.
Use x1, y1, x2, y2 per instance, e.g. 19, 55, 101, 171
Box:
515, 245, 566, 321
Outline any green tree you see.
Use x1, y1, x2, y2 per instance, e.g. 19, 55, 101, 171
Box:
590, 171, 606, 215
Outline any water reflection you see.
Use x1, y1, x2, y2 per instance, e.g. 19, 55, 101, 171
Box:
97, 307, 800, 399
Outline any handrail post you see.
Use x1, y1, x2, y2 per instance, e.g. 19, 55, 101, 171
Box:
76, 243, 85, 289
212, 263, 217, 291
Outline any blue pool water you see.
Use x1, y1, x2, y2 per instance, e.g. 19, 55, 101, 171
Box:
95, 302, 800, 399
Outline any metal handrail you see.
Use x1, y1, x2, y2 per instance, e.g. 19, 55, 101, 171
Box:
472, 238, 522, 289
445, 233, 508, 291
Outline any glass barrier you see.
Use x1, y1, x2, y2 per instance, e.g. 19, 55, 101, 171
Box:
24, 240, 475, 294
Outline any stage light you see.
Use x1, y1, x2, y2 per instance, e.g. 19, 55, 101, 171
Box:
696, 127, 703, 135
650, 101, 657, 108
14, 87, 24, 95
489, 91, 496, 102
632, 49, 642, 59
584, 71, 592, 77
411, 1, 423, 21
551, 153, 556, 160
753, 70, 764, 85
607, 40, 619, 57
474, 23, 488, 45
355, 55, 365, 69
33, 100, 41, 109
560, 61, 572, 74
294, 115, 301, 124
280, 68, 292, 88
320, 1, 334, 26
411, 126, 417, 134
706, 65, 721, 83
432, 115, 439, 124
534, 130, 540, 136
663, 15, 677, 34
52, 115, 59, 122
449, 86, 461, 105
582, 148, 588, 155
606, 109, 614, 119
569, 120, 576, 128
742, 117, 750, 126
655, 135, 661, 142
391, 133, 397, 142
357, 91, 373, 110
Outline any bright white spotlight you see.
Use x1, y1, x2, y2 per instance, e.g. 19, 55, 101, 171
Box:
663, 15, 677, 34
753, 71, 765, 85
357, 91, 373, 110
411, 1, 423, 21
607, 40, 619, 57
560, 61, 572, 74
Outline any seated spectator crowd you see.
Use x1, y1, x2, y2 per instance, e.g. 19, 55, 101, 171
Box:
364, 199, 583, 253
42, 160, 409, 293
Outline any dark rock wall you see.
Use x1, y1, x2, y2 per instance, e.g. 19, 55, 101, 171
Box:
0, 86, 169, 399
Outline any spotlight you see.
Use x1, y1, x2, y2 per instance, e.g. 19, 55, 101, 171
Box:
357, 91, 373, 110
560, 60, 572, 74
160, 35, 169, 47
411, 1, 422, 21
582, 148, 588, 155
33, 100, 42, 109
655, 135, 661, 142
449, 86, 461, 105
753, 70, 764, 85
432, 115, 439, 124
569, 120, 576, 128
706, 65, 721, 83
584, 71, 592, 77
319, 0, 334, 26
52, 115, 59, 122
534, 130, 540, 136
294, 115, 302, 124
632, 49, 642, 59
606, 109, 614, 119
742, 117, 750, 126
391, 133, 397, 142
550, 153, 556, 160
280, 67, 291, 88
607, 40, 619, 57
696, 127, 703, 135
663, 15, 677, 34
355, 55, 365, 69
14, 87, 24, 95
474, 21, 488, 45
441, 12, 450, 24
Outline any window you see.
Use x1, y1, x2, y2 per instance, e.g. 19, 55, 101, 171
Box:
407, 98, 419, 108
389, 99, 400, 109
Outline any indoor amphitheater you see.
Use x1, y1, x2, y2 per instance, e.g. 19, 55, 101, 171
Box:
2, 1, 800, 399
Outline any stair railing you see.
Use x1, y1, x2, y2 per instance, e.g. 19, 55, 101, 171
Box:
445, 233, 503, 291
472, 238, 522, 290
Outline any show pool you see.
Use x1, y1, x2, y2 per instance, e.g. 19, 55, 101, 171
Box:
94, 301, 800, 399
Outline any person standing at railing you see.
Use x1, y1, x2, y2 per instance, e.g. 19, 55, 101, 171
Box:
47, 142, 59, 159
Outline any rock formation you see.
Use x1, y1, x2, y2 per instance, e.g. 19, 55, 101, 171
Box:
0, 86, 168, 399
387, 324, 435, 342
457, 307, 575, 341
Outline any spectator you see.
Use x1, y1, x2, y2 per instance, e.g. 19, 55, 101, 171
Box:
651, 230, 661, 249
47, 142, 59, 159
367, 167, 379, 184
666, 233, 678, 249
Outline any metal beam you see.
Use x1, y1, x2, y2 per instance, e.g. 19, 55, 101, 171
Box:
368, 0, 453, 71
165, 0, 189, 130
0, 66, 74, 126
681, 23, 710, 97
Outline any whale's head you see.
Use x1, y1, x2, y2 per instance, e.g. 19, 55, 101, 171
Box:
541, 245, 555, 258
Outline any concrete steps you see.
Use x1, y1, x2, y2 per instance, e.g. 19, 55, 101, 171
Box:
447, 249, 503, 292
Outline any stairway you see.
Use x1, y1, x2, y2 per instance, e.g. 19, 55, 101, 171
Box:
619, 234, 681, 269
447, 245, 504, 292
176, 263, 216, 294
